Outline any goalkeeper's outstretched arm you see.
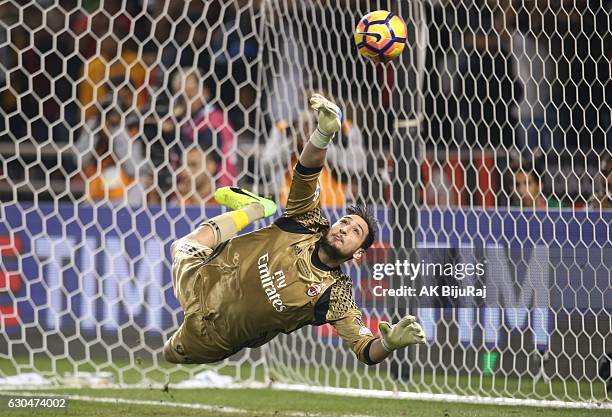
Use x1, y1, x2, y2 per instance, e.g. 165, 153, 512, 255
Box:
368, 315, 426, 363
299, 94, 342, 168
335, 313, 425, 365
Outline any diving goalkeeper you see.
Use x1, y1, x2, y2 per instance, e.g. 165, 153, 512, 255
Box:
164, 94, 426, 365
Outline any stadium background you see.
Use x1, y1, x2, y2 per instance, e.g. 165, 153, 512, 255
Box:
0, 0, 610, 415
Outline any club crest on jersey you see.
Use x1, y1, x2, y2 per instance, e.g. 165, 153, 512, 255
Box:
307, 283, 322, 297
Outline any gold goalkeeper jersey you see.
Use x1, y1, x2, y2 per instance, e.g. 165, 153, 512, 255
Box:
187, 163, 377, 364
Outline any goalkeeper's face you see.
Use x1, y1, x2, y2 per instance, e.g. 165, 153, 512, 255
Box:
321, 215, 369, 262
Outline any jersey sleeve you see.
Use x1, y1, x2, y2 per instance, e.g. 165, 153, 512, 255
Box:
285, 162, 321, 215
282, 162, 329, 232
326, 274, 377, 365
330, 310, 377, 365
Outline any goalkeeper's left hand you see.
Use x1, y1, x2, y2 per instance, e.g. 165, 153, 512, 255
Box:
379, 315, 426, 352
308, 94, 341, 149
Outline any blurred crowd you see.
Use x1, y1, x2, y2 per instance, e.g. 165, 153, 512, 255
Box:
423, 0, 610, 209
0, 0, 609, 210
1, 0, 251, 206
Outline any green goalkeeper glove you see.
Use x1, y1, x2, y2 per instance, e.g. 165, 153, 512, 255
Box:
309, 93, 342, 149
379, 315, 426, 352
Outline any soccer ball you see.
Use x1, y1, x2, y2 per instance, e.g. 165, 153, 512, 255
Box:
354, 10, 407, 63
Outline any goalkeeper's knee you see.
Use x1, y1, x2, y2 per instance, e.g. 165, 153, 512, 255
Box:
163, 341, 182, 364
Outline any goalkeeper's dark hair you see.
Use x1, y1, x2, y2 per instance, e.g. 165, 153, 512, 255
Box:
346, 203, 377, 250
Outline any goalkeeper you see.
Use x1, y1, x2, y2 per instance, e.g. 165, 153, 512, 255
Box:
164, 94, 426, 365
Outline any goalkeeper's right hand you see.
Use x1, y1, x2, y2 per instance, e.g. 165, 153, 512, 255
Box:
308, 93, 342, 148
379, 315, 426, 352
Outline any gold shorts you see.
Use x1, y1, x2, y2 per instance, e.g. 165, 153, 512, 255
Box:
171, 241, 212, 314
165, 241, 232, 364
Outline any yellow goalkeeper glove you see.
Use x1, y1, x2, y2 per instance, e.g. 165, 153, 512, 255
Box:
379, 315, 426, 352
309, 93, 342, 148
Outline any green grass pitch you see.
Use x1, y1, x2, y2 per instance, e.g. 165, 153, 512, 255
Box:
1, 388, 611, 417
1, 357, 609, 416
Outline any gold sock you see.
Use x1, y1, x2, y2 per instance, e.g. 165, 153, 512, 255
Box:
202, 203, 265, 245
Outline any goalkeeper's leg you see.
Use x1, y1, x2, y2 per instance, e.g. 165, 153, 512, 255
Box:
165, 187, 276, 363
170, 187, 276, 257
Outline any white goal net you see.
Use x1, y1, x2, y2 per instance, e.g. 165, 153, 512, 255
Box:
0, 0, 610, 409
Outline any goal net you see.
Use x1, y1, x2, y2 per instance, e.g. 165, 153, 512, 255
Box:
0, 0, 610, 409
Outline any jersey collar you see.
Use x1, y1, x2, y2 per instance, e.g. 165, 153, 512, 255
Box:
311, 242, 341, 272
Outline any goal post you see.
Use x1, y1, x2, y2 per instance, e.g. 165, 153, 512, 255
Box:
0, 0, 610, 410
